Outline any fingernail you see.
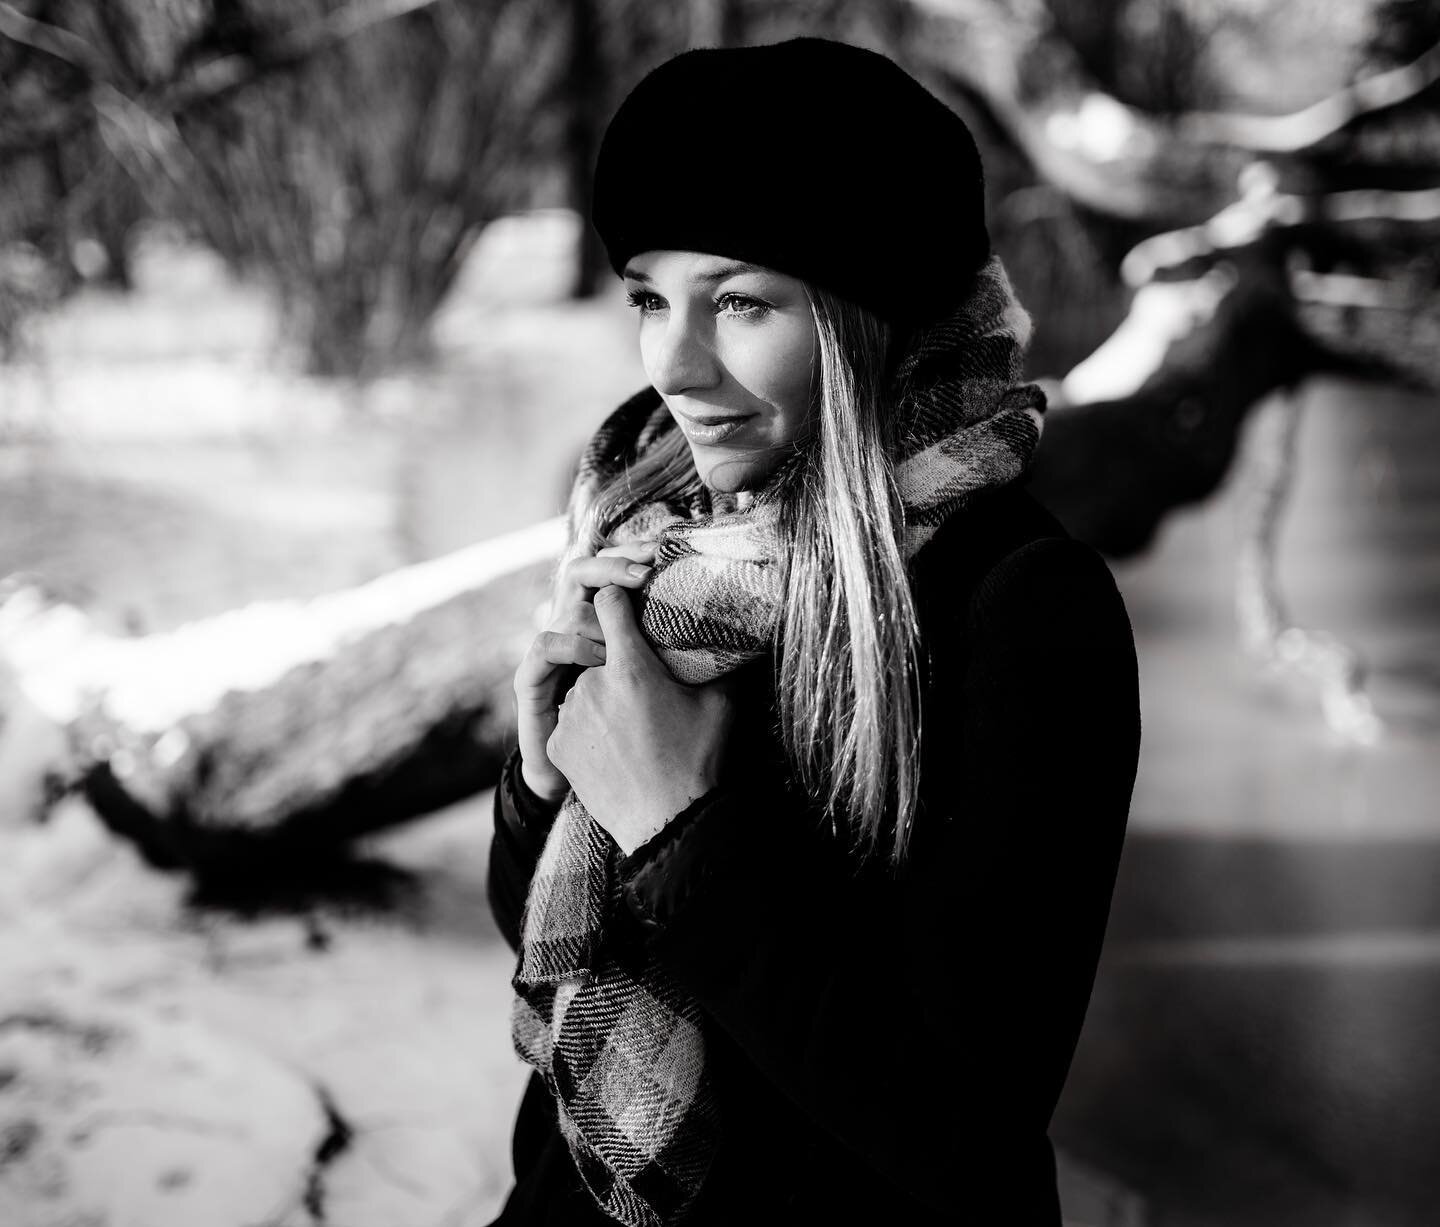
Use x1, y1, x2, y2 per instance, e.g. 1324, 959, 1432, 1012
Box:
627, 563, 652, 579
591, 643, 607, 661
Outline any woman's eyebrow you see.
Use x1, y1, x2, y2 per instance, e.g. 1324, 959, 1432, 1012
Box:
623, 262, 768, 285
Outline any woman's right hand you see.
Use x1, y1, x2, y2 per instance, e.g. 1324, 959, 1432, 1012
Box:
513, 538, 658, 804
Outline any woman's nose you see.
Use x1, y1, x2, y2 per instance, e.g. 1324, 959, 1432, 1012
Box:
648, 317, 720, 396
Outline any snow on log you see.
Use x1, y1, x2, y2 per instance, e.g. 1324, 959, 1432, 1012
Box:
1029, 272, 1324, 557
1, 517, 565, 873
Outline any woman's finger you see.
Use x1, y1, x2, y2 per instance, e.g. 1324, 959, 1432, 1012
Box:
597, 540, 657, 561
560, 552, 655, 596
537, 630, 607, 667
516, 631, 607, 692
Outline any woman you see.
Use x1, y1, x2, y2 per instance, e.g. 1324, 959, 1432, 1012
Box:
486, 36, 1140, 1227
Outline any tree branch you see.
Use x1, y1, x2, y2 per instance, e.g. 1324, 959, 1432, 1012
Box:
157, 0, 452, 111
1178, 40, 1440, 154
1121, 173, 1440, 286
0, 0, 453, 159
0, 1, 110, 80
910, 0, 1243, 225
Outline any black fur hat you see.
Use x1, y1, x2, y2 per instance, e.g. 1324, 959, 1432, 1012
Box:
591, 37, 990, 328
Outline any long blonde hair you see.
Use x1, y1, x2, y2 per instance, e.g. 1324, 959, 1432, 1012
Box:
578, 285, 925, 868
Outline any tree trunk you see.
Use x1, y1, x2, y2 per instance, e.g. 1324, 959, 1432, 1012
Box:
689, 0, 742, 48
563, 0, 606, 299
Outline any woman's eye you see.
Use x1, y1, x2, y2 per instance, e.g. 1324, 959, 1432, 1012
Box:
717, 293, 770, 319
625, 289, 664, 315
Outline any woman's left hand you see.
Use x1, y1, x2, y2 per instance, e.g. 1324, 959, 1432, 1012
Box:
547, 584, 738, 856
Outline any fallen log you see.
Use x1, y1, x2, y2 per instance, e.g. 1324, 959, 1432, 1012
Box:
2, 518, 564, 877
1027, 263, 1326, 557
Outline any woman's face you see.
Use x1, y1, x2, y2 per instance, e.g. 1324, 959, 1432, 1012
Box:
622, 250, 818, 493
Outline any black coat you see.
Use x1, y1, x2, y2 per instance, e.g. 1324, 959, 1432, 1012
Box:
485, 480, 1141, 1226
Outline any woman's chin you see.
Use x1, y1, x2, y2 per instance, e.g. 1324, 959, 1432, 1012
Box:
693, 451, 781, 495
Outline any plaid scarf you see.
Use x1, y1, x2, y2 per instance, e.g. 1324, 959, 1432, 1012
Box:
509, 256, 1044, 1226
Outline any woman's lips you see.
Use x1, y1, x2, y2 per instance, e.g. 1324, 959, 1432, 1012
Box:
678, 414, 755, 445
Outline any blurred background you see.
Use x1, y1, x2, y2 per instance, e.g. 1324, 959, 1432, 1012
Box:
1, 1, 1438, 1224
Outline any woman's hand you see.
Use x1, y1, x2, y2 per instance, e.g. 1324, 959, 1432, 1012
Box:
513, 540, 658, 805
548, 585, 738, 856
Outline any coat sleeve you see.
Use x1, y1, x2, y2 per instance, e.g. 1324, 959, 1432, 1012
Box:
613, 537, 1141, 1210
487, 746, 565, 953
